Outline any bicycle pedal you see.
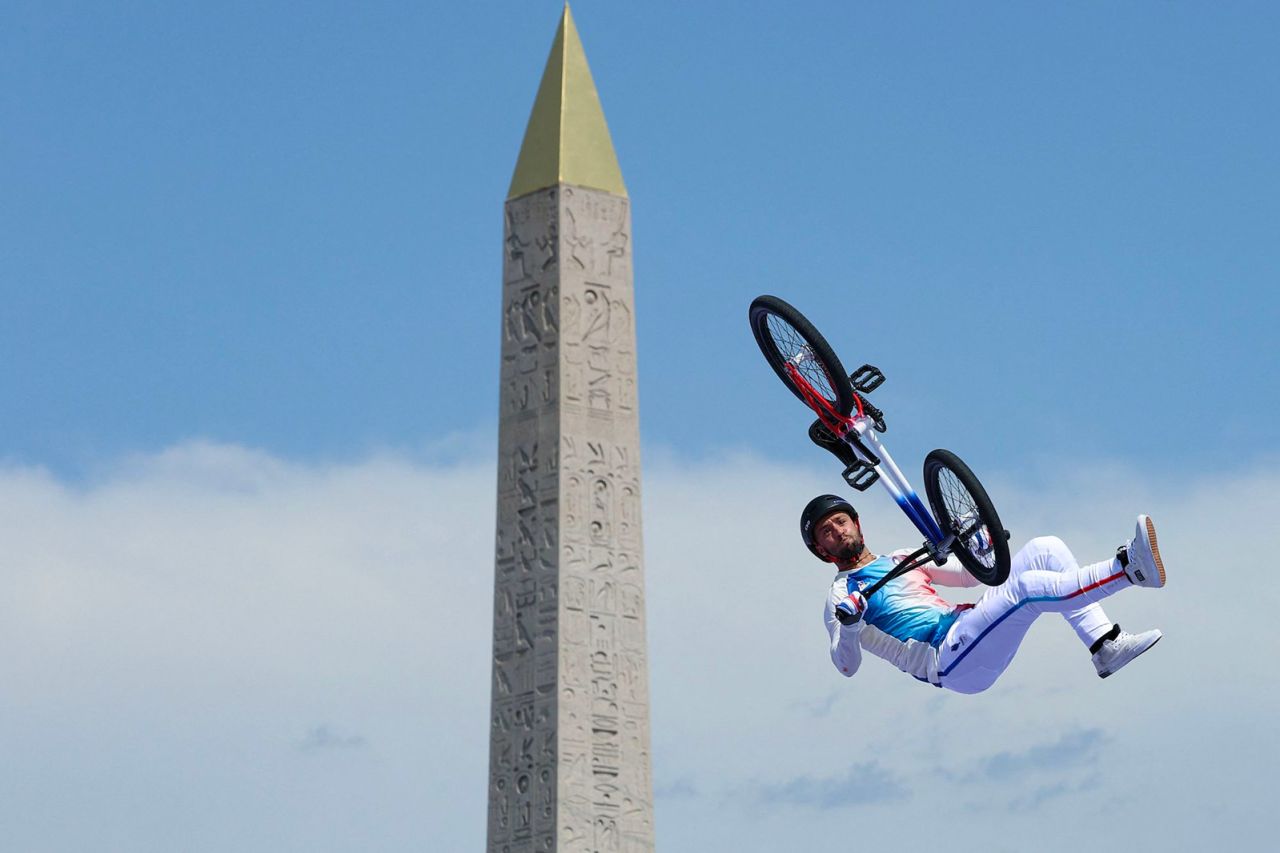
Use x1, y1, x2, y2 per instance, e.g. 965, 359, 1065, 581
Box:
850, 364, 885, 394
842, 460, 880, 492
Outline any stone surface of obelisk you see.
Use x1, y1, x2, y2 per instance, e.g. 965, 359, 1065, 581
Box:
489, 8, 654, 852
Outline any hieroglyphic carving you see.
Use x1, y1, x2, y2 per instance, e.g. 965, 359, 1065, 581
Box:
562, 190, 628, 278
558, 189, 638, 419
491, 189, 563, 852
499, 195, 558, 436
491, 183, 652, 851
556, 184, 653, 848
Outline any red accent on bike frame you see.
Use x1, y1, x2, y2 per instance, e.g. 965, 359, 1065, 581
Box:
784, 362, 862, 438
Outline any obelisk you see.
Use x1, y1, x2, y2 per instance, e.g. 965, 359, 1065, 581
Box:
488, 7, 655, 852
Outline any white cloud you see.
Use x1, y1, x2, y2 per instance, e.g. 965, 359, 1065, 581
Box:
0, 442, 1275, 851
976, 727, 1106, 780
751, 760, 910, 808
0, 442, 495, 852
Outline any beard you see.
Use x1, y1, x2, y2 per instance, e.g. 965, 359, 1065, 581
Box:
834, 535, 865, 563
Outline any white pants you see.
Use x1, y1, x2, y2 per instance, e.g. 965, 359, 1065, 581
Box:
937, 536, 1131, 694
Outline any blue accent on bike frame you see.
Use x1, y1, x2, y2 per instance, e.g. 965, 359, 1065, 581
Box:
894, 494, 929, 537
906, 490, 946, 542
895, 490, 946, 546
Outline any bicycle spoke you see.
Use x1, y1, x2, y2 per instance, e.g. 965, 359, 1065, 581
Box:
921, 449, 1009, 586
937, 469, 994, 568
766, 314, 838, 403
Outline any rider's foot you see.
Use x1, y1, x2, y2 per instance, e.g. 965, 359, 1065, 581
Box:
809, 419, 858, 467
1092, 628, 1163, 678
1119, 514, 1166, 588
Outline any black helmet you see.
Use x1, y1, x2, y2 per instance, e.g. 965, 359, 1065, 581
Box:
800, 494, 858, 561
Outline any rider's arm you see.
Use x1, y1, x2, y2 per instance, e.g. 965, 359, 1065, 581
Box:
914, 553, 982, 588
826, 580, 864, 677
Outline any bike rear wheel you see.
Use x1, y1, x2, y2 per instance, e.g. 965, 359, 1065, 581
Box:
922, 449, 1010, 585
749, 295, 854, 418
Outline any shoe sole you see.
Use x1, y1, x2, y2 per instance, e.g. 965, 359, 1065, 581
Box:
1098, 634, 1162, 679
1145, 516, 1166, 587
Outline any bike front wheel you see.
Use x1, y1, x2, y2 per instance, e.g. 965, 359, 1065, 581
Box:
749, 295, 854, 418
922, 449, 1010, 585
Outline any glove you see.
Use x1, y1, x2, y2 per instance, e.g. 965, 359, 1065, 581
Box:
835, 591, 867, 626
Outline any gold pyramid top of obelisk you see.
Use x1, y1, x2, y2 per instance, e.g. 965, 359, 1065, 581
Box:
507, 4, 627, 200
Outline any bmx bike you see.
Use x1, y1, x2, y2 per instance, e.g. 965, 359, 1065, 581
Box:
749, 294, 1012, 596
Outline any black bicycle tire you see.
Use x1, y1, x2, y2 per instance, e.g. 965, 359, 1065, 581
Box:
922, 448, 1011, 586
749, 294, 855, 417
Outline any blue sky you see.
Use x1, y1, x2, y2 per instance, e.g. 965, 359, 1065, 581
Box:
2, 3, 1279, 852
5, 1, 1277, 477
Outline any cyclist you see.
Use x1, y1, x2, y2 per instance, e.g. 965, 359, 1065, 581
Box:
801, 494, 1165, 692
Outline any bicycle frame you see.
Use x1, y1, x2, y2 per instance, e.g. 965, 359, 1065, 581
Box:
843, 415, 948, 554
784, 359, 951, 562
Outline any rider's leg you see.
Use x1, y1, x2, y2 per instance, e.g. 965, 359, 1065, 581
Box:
1020, 540, 1114, 646
1027, 547, 1129, 656
937, 606, 1037, 694
937, 536, 1134, 693
1067, 602, 1115, 648
1022, 522, 1168, 675
1015, 537, 1129, 648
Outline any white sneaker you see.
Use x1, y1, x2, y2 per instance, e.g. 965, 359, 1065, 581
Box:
1092, 629, 1163, 678
1123, 514, 1166, 588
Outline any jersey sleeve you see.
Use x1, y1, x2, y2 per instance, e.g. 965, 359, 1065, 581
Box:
825, 576, 864, 677
916, 554, 982, 588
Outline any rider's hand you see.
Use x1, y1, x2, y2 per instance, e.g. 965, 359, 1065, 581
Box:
835, 591, 867, 626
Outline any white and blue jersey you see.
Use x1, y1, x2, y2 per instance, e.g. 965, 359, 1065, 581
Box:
825, 550, 981, 685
